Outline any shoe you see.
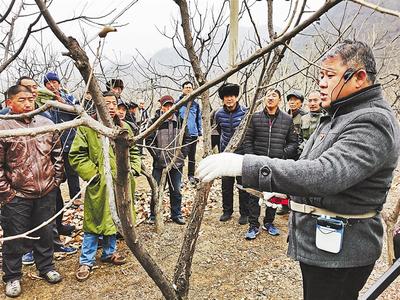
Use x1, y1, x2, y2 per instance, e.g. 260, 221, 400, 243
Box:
41, 270, 62, 284
238, 215, 248, 225
76, 265, 92, 282
5, 279, 21, 298
116, 232, 124, 240
245, 226, 260, 240
171, 216, 186, 225
22, 251, 34, 265
54, 246, 78, 255
262, 223, 280, 236
188, 176, 197, 185
72, 198, 84, 207
147, 215, 156, 225
276, 206, 289, 215
57, 224, 75, 236
101, 252, 127, 265
219, 212, 232, 222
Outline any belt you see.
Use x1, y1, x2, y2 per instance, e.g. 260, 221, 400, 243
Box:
289, 201, 377, 219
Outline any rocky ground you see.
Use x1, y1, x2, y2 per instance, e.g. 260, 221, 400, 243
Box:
0, 154, 399, 299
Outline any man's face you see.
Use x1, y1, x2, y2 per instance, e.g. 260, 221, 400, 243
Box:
20, 79, 38, 100
223, 95, 238, 111
288, 96, 302, 111
139, 101, 145, 109
319, 55, 355, 109
117, 105, 127, 120
104, 95, 117, 117
264, 90, 280, 111
8, 91, 35, 114
182, 83, 193, 96
161, 103, 173, 118
307, 91, 322, 112
111, 87, 122, 96
129, 106, 138, 114
45, 80, 60, 93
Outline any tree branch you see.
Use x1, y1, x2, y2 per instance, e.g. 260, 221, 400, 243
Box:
350, 0, 400, 18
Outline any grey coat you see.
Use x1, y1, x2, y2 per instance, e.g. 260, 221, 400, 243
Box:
145, 114, 185, 169
242, 84, 400, 268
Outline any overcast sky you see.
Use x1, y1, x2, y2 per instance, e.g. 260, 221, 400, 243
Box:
19, 0, 325, 58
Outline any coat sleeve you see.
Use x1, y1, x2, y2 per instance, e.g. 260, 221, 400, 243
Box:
52, 132, 65, 186
242, 112, 397, 197
0, 139, 15, 203
283, 120, 299, 159
144, 118, 159, 160
69, 126, 99, 181
196, 102, 202, 136
242, 115, 255, 155
125, 124, 141, 176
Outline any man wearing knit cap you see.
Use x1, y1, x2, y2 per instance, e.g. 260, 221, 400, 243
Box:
213, 83, 250, 225
145, 95, 186, 225
43, 71, 79, 246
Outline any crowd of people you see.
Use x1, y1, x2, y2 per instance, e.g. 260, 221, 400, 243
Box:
0, 39, 399, 299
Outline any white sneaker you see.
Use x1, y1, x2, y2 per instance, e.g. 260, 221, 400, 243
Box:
5, 279, 21, 298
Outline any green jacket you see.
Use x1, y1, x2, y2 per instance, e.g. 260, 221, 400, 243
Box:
69, 122, 141, 235
300, 112, 322, 141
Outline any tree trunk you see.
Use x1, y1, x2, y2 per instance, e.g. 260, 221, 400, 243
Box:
114, 130, 178, 300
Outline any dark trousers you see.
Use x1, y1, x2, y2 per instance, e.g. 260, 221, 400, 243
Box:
1, 189, 57, 282
56, 152, 80, 228
55, 187, 64, 229
300, 262, 374, 300
221, 176, 249, 217
63, 152, 80, 199
185, 137, 197, 177
211, 135, 220, 152
248, 194, 276, 227
151, 167, 183, 219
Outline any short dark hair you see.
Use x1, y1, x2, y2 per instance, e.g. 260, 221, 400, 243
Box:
16, 76, 35, 85
182, 81, 193, 89
266, 88, 282, 99
102, 91, 117, 99
6, 85, 31, 99
322, 40, 377, 83
106, 79, 124, 91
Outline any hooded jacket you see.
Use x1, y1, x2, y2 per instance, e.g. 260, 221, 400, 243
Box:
145, 112, 186, 169
69, 120, 141, 235
242, 84, 400, 268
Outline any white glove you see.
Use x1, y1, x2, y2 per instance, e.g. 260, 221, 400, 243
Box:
262, 192, 275, 200
197, 153, 243, 182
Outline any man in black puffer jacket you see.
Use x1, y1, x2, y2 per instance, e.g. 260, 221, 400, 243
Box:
243, 88, 298, 240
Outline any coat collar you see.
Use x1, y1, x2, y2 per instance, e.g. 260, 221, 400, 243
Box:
327, 84, 383, 117
223, 102, 241, 114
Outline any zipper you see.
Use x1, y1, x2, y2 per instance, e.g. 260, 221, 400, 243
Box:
267, 117, 275, 157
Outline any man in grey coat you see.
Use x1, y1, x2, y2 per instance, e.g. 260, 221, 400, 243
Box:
197, 40, 400, 300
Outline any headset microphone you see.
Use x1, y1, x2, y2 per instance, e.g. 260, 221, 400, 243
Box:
343, 68, 356, 82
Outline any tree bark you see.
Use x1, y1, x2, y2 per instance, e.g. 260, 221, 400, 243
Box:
114, 130, 178, 300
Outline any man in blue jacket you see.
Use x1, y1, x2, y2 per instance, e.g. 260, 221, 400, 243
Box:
43, 72, 79, 240
176, 81, 202, 185
214, 83, 249, 225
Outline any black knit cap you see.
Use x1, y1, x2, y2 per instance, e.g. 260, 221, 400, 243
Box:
106, 79, 124, 91
218, 83, 240, 99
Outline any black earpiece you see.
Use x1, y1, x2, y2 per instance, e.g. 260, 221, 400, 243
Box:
343, 68, 356, 82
